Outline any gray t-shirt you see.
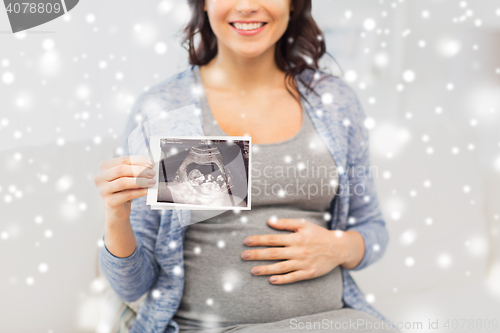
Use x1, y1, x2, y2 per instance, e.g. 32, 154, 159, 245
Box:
172, 67, 342, 331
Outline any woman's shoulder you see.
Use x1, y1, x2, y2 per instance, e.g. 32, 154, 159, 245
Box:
299, 68, 361, 108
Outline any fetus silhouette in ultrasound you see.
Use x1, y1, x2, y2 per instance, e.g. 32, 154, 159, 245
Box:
157, 140, 249, 208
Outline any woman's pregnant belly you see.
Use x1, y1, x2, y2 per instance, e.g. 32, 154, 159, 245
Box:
173, 206, 344, 328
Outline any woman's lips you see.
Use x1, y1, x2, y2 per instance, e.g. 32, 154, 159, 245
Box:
229, 22, 268, 36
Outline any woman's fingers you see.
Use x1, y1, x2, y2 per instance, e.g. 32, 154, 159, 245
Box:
94, 155, 156, 217
98, 155, 154, 172
95, 156, 157, 199
250, 259, 300, 276
248, 259, 316, 284
241, 246, 300, 261
244, 233, 294, 247
269, 270, 315, 285
106, 176, 156, 194
101, 164, 156, 182
104, 188, 149, 209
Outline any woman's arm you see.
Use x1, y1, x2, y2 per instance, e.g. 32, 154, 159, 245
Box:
99, 198, 163, 302
339, 230, 365, 270
104, 215, 137, 258
98, 93, 163, 303
341, 84, 389, 271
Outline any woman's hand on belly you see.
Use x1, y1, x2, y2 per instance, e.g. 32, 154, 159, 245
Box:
240, 218, 354, 284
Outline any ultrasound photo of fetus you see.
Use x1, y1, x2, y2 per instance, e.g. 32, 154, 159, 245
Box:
156, 137, 250, 208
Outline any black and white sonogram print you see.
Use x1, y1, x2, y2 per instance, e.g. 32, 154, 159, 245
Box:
157, 138, 250, 208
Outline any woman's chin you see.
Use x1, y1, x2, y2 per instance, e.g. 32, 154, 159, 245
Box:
227, 44, 273, 60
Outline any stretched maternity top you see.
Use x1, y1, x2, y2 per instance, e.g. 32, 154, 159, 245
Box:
171, 66, 343, 331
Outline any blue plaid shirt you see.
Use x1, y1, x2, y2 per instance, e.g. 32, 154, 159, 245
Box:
99, 65, 392, 333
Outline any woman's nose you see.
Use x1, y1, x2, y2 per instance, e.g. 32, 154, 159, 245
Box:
233, 0, 260, 15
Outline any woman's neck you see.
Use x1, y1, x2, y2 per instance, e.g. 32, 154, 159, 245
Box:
199, 44, 287, 93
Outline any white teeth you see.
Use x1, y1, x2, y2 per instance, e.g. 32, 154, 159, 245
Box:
233, 22, 264, 31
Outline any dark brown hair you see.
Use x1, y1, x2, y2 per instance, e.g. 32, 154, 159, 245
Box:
180, 0, 341, 104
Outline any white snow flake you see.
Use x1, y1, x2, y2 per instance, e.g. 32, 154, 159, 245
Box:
405, 257, 415, 267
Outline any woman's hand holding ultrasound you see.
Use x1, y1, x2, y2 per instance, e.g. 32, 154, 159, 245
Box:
94, 155, 156, 223
93, 155, 156, 257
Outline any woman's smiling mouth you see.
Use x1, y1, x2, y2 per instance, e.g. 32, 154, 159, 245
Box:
229, 21, 268, 36
230, 22, 267, 31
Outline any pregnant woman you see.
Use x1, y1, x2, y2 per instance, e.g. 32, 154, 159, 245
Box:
93, 0, 399, 332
